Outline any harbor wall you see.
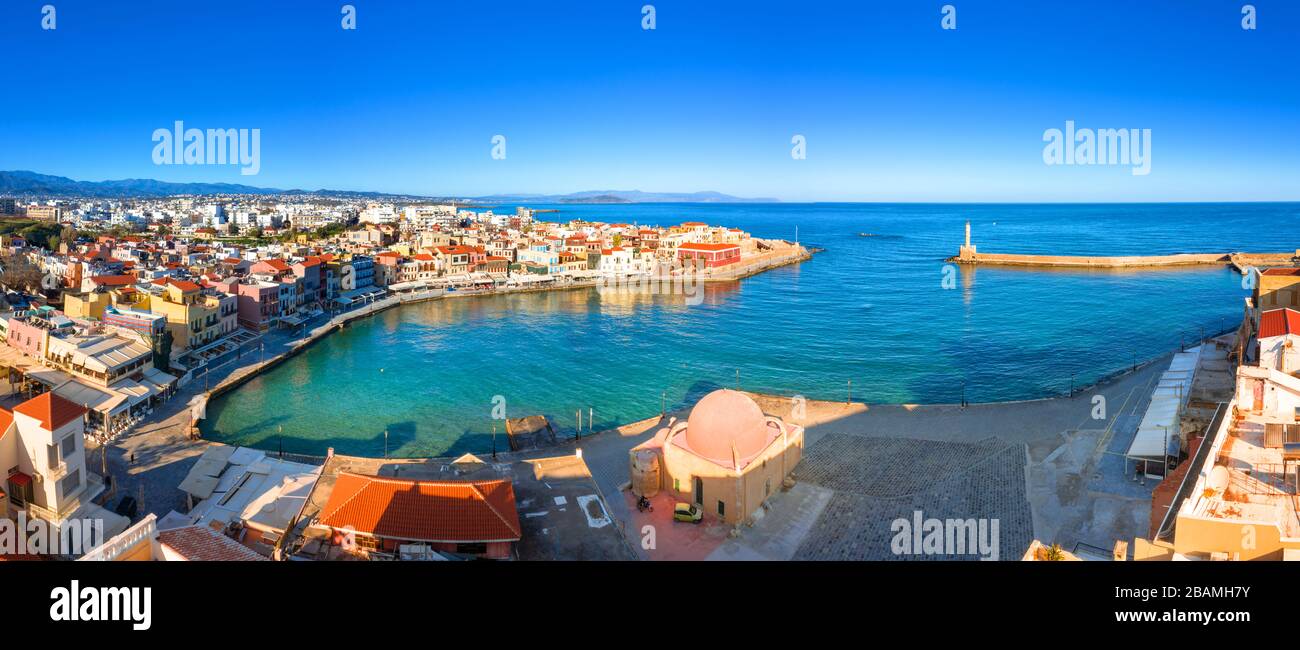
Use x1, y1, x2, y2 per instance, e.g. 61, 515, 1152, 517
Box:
951, 250, 1296, 269
950, 251, 1231, 268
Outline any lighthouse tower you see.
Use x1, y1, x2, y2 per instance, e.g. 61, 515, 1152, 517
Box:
958, 221, 977, 260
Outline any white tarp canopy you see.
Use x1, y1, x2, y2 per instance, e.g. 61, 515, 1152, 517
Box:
1127, 347, 1203, 460
143, 366, 177, 387
25, 366, 69, 388
53, 379, 128, 415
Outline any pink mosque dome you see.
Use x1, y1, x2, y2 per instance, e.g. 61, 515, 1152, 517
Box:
684, 389, 772, 464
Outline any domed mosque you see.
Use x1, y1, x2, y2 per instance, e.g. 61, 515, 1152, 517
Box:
629, 389, 804, 525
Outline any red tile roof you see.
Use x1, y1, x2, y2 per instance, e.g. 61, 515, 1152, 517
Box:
1259, 308, 1300, 339
13, 393, 87, 431
0, 407, 12, 440
168, 279, 201, 292
157, 526, 268, 561
90, 274, 135, 287
319, 473, 521, 543
256, 259, 291, 272
1261, 268, 1300, 276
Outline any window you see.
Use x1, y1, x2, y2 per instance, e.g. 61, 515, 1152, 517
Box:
717, 500, 725, 517
60, 468, 81, 498
60, 434, 77, 458
48, 443, 60, 468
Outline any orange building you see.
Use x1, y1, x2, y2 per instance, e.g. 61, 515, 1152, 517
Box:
315, 472, 521, 559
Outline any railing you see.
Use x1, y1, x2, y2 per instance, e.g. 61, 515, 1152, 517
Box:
79, 514, 157, 561
1156, 402, 1227, 542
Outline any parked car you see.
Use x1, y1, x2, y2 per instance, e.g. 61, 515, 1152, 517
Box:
673, 502, 702, 524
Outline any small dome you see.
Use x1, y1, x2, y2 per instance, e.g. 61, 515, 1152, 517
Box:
685, 389, 770, 463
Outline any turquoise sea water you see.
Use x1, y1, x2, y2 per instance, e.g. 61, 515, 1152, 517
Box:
202, 203, 1299, 458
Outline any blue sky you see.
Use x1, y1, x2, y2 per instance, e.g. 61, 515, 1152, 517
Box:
1, 0, 1296, 201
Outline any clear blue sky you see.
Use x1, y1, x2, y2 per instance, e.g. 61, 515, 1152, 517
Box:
1, 0, 1296, 201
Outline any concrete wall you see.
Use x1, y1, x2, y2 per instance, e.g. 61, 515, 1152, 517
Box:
954, 252, 1229, 268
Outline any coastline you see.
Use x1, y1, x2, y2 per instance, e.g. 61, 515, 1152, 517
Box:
94, 318, 1214, 526
204, 244, 815, 402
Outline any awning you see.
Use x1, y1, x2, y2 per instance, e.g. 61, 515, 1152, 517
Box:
178, 452, 231, 499
7, 471, 32, 487
24, 367, 69, 388
143, 367, 177, 387
53, 379, 128, 415
178, 474, 220, 500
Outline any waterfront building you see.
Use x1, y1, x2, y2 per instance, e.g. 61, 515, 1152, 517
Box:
176, 445, 322, 557
1133, 362, 1300, 560
1254, 267, 1300, 311
677, 242, 741, 268
1256, 308, 1300, 374
0, 392, 129, 547
44, 330, 153, 388
314, 472, 522, 560
517, 243, 562, 275
291, 257, 326, 307
144, 279, 222, 355
217, 277, 280, 331
629, 389, 804, 525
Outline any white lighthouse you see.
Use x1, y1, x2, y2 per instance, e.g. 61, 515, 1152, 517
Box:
959, 221, 977, 259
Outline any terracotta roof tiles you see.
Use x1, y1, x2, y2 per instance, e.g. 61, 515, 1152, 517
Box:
318, 473, 521, 543
13, 393, 87, 431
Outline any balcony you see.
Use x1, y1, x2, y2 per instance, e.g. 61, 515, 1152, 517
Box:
26, 472, 104, 523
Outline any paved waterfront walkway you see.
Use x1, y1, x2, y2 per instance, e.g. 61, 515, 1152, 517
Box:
574, 351, 1180, 559
85, 310, 336, 518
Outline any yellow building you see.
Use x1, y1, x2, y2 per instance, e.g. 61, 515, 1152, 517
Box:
64, 286, 150, 321
144, 280, 222, 354
1254, 268, 1300, 310
630, 389, 803, 525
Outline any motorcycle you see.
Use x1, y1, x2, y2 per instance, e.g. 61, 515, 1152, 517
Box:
636, 495, 653, 512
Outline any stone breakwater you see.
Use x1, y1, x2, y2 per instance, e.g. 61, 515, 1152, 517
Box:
949, 249, 1295, 270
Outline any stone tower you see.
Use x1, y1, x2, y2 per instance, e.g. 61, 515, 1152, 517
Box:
958, 221, 977, 259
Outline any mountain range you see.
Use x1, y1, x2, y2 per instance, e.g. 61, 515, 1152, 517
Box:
0, 171, 775, 203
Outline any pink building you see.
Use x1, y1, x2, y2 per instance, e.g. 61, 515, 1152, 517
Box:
218, 279, 281, 331
6, 317, 50, 358
677, 242, 741, 268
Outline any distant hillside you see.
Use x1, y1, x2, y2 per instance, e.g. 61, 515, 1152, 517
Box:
0, 171, 434, 199
558, 194, 632, 204
0, 171, 779, 203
